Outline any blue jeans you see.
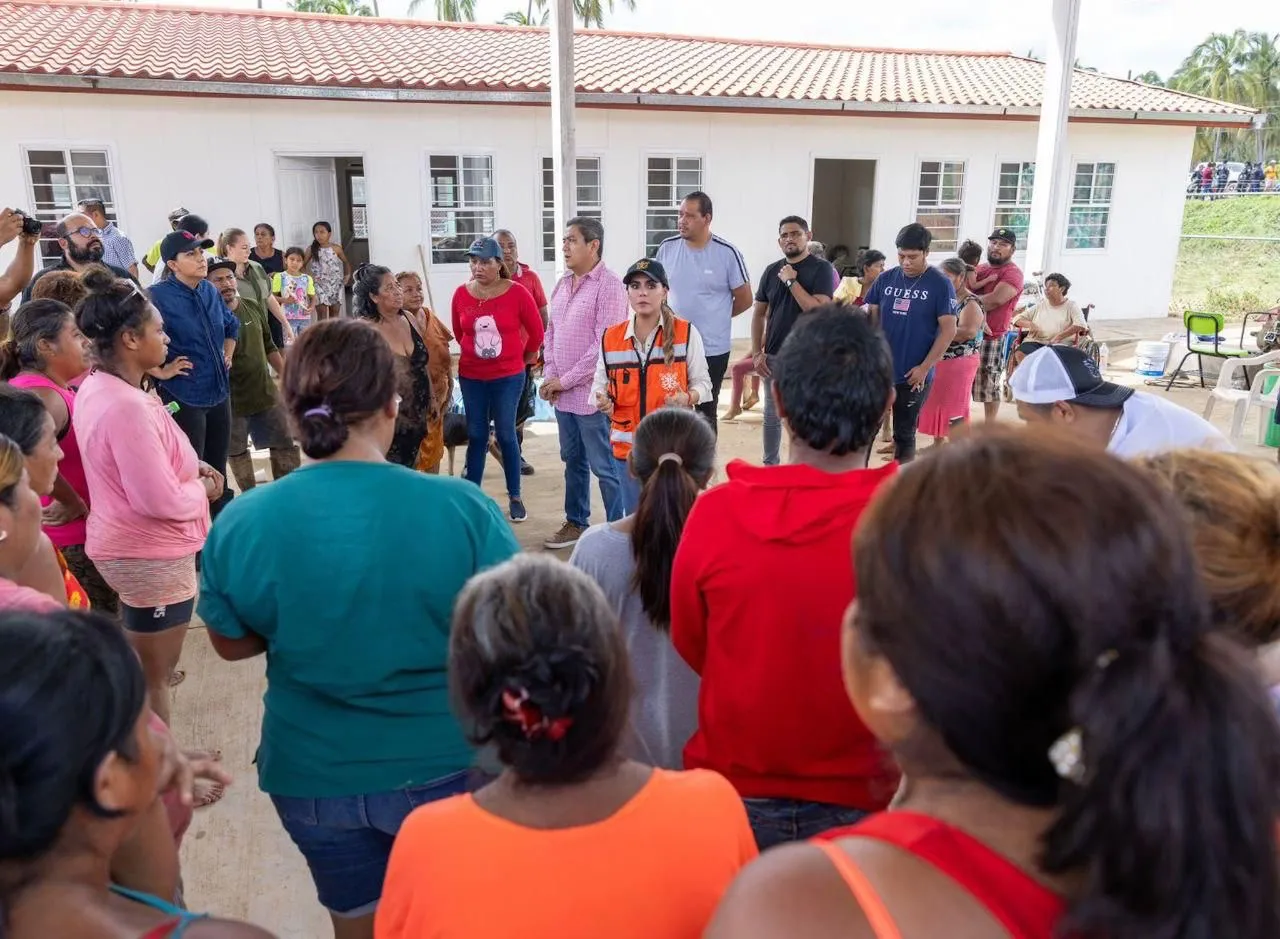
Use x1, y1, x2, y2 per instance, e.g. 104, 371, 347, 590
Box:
460, 373, 524, 499
270, 770, 472, 916
616, 457, 641, 514
762, 367, 782, 466
556, 409, 624, 527
743, 798, 871, 852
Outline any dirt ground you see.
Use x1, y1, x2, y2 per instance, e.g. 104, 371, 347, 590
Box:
172, 342, 1275, 938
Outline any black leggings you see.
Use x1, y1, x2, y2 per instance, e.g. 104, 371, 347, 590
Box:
162, 393, 232, 516
698, 351, 731, 437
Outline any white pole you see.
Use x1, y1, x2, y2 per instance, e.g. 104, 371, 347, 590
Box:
549, 0, 577, 277
1025, 0, 1081, 277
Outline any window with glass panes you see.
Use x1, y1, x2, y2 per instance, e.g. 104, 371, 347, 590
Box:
915, 160, 966, 251
428, 154, 494, 264
1066, 163, 1115, 250
541, 157, 603, 263
993, 162, 1035, 247
24, 148, 120, 268
645, 156, 703, 256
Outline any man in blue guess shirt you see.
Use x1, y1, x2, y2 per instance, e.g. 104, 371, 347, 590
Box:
866, 223, 957, 462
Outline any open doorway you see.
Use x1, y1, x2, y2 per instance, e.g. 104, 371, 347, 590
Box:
811, 158, 875, 277
275, 154, 368, 313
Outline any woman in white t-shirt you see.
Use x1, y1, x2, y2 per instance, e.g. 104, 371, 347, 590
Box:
1012, 272, 1088, 346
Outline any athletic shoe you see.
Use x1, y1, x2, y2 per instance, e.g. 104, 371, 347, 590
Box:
544, 522, 585, 549
509, 499, 528, 524
520, 457, 535, 476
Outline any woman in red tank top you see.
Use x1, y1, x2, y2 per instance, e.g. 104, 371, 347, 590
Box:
708, 430, 1280, 939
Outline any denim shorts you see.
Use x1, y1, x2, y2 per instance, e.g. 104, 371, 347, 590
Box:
270, 770, 472, 917
742, 797, 870, 852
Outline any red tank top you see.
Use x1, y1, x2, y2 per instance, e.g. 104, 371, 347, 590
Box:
9, 372, 88, 548
818, 811, 1065, 938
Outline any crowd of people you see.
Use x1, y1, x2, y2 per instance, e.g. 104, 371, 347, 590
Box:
1190, 158, 1279, 195
0, 187, 1274, 939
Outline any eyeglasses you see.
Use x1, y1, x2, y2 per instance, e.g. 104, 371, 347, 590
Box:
67, 226, 101, 239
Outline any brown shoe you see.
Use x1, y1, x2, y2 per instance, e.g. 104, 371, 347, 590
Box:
544, 522, 587, 550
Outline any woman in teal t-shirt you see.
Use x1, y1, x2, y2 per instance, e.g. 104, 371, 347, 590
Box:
198, 319, 520, 938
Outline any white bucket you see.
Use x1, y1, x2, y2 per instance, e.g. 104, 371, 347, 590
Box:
1135, 340, 1171, 377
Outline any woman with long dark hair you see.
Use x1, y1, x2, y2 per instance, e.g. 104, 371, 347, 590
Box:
396, 270, 453, 474
708, 429, 1280, 939
0, 608, 273, 938
377, 555, 756, 939
570, 408, 714, 769
352, 263, 434, 468
0, 298, 116, 610
199, 319, 519, 939
305, 221, 351, 321
73, 267, 223, 726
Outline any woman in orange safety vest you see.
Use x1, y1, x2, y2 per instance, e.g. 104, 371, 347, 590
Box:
592, 258, 712, 513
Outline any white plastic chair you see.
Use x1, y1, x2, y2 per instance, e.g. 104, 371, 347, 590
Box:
1201, 349, 1280, 443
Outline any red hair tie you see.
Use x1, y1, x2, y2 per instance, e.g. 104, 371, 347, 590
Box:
501, 687, 573, 742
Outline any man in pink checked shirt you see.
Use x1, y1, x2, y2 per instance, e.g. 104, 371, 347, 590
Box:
539, 216, 628, 550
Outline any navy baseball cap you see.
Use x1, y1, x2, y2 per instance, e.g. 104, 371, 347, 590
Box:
160, 230, 214, 263
206, 256, 237, 275
465, 237, 502, 260
989, 227, 1018, 247
623, 258, 669, 289
1011, 345, 1133, 408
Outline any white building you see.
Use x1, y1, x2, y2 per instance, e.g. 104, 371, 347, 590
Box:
0, 0, 1254, 322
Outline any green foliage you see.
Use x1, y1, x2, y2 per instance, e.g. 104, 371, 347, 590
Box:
289, 0, 373, 13
1173, 199, 1280, 315
407, 0, 477, 20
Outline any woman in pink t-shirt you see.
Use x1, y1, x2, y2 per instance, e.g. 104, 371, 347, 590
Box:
0, 297, 118, 612
72, 268, 224, 727
450, 237, 543, 523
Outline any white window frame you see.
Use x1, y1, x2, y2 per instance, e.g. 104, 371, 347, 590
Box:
914, 159, 966, 252
644, 153, 704, 257
992, 160, 1036, 249
540, 155, 603, 265
22, 144, 124, 269
1065, 161, 1116, 252
426, 151, 496, 265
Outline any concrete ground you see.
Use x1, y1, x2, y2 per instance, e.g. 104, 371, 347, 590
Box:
172, 328, 1277, 938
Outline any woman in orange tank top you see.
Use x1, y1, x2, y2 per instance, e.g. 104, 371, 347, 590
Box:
376, 555, 756, 939
707, 429, 1280, 939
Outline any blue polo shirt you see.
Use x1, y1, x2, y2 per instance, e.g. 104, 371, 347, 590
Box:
150, 276, 240, 408
867, 266, 955, 382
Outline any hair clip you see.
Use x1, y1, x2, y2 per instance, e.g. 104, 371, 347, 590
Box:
303, 404, 333, 419
1049, 727, 1084, 783
502, 686, 572, 742
657, 452, 683, 466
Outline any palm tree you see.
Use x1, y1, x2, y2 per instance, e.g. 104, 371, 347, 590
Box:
502, 0, 549, 25
1241, 32, 1280, 160
1132, 70, 1164, 86
289, 0, 373, 13
1170, 30, 1275, 163
407, 0, 476, 19
574, 0, 636, 27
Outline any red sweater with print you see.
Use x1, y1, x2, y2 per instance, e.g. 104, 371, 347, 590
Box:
451, 281, 544, 381
670, 459, 901, 810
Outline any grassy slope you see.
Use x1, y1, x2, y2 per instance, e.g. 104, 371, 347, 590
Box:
1172, 197, 1280, 315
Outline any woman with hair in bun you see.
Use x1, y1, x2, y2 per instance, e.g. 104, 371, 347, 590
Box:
570, 407, 714, 770
0, 433, 63, 613
377, 554, 757, 939
199, 318, 519, 939
0, 298, 117, 611
0, 608, 273, 939
708, 430, 1280, 939
72, 266, 224, 727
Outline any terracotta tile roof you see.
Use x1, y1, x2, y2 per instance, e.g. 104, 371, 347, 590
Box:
0, 0, 1256, 123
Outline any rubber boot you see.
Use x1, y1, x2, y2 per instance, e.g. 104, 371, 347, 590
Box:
270, 446, 302, 481
228, 453, 257, 493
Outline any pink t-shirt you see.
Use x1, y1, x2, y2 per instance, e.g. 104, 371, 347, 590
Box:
72, 370, 209, 563
975, 261, 1025, 336
9, 373, 88, 548
0, 575, 63, 612
451, 281, 545, 382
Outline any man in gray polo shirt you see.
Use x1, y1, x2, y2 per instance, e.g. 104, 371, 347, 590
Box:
656, 191, 752, 433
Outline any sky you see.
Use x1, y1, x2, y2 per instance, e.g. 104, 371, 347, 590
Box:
204, 0, 1280, 80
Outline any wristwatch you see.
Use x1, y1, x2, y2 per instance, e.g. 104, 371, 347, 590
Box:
784, 279, 796, 289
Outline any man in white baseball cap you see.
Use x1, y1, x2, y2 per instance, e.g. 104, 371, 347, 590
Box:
1010, 344, 1230, 458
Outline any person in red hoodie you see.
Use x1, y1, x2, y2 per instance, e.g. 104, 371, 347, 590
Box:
671, 305, 901, 851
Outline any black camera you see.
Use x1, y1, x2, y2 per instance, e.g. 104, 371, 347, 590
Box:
14, 210, 43, 237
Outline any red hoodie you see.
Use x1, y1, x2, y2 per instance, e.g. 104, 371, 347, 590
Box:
670, 459, 900, 810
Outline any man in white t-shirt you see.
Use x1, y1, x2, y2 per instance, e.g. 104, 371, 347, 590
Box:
1011, 345, 1232, 458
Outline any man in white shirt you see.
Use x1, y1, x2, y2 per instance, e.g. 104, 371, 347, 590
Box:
1011, 345, 1231, 458
655, 191, 752, 434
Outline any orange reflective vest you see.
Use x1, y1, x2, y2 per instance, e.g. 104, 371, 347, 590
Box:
602, 316, 692, 459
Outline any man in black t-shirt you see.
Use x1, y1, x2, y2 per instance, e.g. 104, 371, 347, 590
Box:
750, 215, 837, 464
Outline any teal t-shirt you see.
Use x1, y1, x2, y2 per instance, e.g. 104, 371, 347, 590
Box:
198, 461, 520, 798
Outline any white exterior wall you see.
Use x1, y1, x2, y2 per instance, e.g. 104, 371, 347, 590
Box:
0, 91, 1194, 325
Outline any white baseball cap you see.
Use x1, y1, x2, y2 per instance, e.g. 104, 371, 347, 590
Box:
1010, 345, 1133, 408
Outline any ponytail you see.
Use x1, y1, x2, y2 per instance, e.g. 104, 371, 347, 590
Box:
659, 301, 676, 367
1044, 631, 1280, 939
0, 338, 19, 382
628, 409, 717, 630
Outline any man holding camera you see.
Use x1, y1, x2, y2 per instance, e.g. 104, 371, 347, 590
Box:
22, 210, 136, 302
0, 208, 41, 322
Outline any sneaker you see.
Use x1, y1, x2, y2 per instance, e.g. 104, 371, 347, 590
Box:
520, 457, 535, 476
509, 499, 528, 524
544, 521, 586, 549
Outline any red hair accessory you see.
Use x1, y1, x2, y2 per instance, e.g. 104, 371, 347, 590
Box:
501, 687, 573, 742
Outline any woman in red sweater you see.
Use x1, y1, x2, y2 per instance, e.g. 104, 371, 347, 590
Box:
451, 237, 543, 523
707, 430, 1280, 939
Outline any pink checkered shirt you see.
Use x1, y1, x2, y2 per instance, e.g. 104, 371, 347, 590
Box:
545, 262, 629, 416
